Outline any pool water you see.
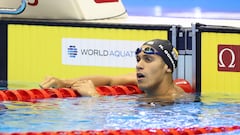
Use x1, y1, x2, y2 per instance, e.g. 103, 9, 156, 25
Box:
0, 94, 240, 134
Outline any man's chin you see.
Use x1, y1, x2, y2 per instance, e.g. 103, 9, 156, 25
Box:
138, 84, 148, 93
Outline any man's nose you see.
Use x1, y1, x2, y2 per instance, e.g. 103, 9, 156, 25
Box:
136, 61, 144, 71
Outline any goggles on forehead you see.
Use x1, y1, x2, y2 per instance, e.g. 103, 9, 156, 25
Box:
135, 47, 161, 55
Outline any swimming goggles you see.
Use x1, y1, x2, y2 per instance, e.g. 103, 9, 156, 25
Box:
135, 47, 161, 56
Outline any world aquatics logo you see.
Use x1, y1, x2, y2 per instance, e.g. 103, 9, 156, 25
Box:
67, 45, 78, 58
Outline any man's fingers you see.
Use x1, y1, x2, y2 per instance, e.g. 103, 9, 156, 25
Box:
71, 80, 98, 97
39, 77, 57, 89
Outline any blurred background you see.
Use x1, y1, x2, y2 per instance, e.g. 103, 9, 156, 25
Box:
122, 0, 240, 20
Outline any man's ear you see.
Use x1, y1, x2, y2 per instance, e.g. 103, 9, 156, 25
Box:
167, 68, 172, 73
164, 64, 172, 73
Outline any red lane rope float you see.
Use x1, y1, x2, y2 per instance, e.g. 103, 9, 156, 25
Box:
30, 89, 50, 99
125, 85, 143, 94
174, 79, 194, 93
0, 126, 239, 135
0, 90, 8, 101
4, 90, 23, 101
16, 89, 35, 101
96, 86, 119, 96
58, 88, 78, 97
0, 79, 193, 102
0, 84, 142, 101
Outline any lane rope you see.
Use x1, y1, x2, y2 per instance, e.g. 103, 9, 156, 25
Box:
0, 79, 193, 101
0, 126, 239, 135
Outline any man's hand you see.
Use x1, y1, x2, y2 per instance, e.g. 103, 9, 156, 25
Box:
71, 80, 99, 97
39, 76, 66, 89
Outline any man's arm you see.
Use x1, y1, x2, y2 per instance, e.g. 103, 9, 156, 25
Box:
39, 72, 137, 89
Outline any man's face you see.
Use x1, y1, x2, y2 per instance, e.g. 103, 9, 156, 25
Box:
135, 45, 168, 94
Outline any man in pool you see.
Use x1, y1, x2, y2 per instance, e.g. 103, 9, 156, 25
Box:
39, 39, 195, 105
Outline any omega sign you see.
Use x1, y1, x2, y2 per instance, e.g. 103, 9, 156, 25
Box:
218, 45, 240, 72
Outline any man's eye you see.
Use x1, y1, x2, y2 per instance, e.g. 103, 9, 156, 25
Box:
144, 56, 153, 62
136, 56, 140, 62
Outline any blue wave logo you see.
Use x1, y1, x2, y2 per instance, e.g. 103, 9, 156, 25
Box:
67, 45, 78, 58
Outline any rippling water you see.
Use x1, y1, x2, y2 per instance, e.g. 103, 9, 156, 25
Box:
0, 94, 240, 134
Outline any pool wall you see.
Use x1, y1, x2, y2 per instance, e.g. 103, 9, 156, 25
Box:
191, 24, 240, 96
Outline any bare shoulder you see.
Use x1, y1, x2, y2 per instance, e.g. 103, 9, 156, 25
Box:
174, 85, 196, 102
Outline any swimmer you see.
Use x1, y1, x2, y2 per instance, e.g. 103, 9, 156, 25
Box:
40, 39, 195, 105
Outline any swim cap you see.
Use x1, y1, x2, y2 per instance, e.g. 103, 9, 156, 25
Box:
142, 39, 178, 71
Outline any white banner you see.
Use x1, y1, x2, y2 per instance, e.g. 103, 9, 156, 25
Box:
62, 38, 144, 68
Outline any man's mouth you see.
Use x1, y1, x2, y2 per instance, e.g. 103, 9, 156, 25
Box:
137, 73, 145, 79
